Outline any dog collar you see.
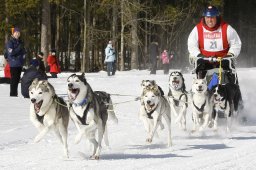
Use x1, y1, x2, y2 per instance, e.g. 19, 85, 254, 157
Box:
72, 98, 88, 107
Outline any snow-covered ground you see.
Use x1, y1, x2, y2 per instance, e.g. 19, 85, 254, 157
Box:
0, 68, 256, 170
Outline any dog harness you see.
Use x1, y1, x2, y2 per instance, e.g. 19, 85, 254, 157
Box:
168, 90, 188, 107
72, 102, 90, 125
193, 100, 206, 113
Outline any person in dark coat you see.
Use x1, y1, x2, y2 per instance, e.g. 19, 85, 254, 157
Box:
37, 51, 46, 73
149, 41, 159, 74
21, 61, 47, 98
6, 27, 26, 96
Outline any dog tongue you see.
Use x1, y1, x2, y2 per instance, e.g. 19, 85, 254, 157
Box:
70, 93, 76, 100
34, 104, 40, 113
172, 81, 179, 88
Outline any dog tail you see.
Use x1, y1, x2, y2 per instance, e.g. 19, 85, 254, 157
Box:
107, 99, 118, 124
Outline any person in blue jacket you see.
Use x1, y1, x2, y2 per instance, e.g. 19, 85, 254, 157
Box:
6, 27, 26, 97
104, 41, 116, 76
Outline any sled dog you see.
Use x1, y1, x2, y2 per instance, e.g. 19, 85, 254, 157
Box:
29, 79, 69, 157
212, 83, 242, 132
191, 78, 213, 132
168, 71, 188, 130
141, 80, 164, 96
140, 80, 165, 129
139, 87, 172, 147
67, 73, 117, 160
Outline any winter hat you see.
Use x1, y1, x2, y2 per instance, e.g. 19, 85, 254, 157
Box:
13, 27, 20, 33
30, 59, 39, 67
38, 52, 44, 57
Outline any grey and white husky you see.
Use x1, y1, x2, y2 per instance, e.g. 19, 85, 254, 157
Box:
139, 87, 172, 147
29, 79, 69, 158
191, 78, 213, 132
168, 71, 188, 130
67, 73, 118, 160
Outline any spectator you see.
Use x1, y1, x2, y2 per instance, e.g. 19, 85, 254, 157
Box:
21, 60, 47, 98
6, 27, 26, 96
47, 49, 61, 78
104, 41, 116, 76
161, 49, 170, 74
149, 41, 159, 74
37, 51, 46, 73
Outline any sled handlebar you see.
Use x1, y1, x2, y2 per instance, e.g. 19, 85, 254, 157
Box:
192, 56, 236, 73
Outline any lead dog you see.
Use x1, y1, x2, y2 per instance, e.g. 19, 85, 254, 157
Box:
67, 73, 117, 160
139, 87, 172, 147
168, 71, 188, 130
212, 83, 242, 132
191, 78, 213, 132
29, 79, 69, 158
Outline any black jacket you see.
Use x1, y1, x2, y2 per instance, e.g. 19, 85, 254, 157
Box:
21, 66, 47, 98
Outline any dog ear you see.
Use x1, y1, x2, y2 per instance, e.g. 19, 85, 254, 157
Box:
179, 73, 186, 92
32, 78, 39, 84
151, 80, 156, 86
80, 72, 87, 84
141, 80, 145, 87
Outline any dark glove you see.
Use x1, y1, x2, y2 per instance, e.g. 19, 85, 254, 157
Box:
224, 53, 234, 58
197, 53, 206, 58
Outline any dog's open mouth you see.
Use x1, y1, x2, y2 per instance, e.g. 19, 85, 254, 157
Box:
34, 100, 43, 113
172, 80, 180, 88
68, 88, 80, 100
146, 103, 156, 110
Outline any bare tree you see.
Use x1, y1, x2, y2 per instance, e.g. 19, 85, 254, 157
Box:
41, 0, 51, 61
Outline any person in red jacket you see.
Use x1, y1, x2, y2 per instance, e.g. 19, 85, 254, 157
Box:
47, 49, 61, 78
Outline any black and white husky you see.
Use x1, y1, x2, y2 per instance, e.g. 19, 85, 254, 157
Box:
139, 87, 172, 147
168, 71, 188, 130
212, 83, 242, 132
191, 78, 213, 132
67, 73, 118, 160
29, 79, 69, 158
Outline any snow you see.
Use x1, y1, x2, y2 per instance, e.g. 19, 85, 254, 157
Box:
0, 68, 256, 170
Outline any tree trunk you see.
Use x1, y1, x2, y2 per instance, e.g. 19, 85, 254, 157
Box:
120, 0, 125, 71
81, 0, 87, 72
41, 0, 50, 60
130, 12, 138, 69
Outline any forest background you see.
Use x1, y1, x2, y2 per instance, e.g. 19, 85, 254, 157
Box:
0, 0, 255, 72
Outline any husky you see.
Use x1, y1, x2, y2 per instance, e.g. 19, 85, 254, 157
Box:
139, 87, 172, 147
141, 80, 164, 96
211, 83, 242, 132
29, 79, 69, 158
191, 78, 213, 132
67, 73, 118, 160
140, 80, 165, 130
168, 71, 188, 130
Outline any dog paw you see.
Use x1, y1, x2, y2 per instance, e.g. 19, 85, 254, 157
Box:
34, 135, 41, 143
146, 138, 152, 143
89, 155, 99, 160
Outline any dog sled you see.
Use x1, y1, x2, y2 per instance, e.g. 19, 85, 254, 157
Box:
191, 56, 243, 119
191, 56, 238, 86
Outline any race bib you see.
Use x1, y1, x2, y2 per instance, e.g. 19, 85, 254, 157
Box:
203, 27, 224, 52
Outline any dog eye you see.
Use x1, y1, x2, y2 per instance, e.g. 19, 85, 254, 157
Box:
39, 92, 42, 94
30, 92, 33, 94
75, 80, 79, 82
